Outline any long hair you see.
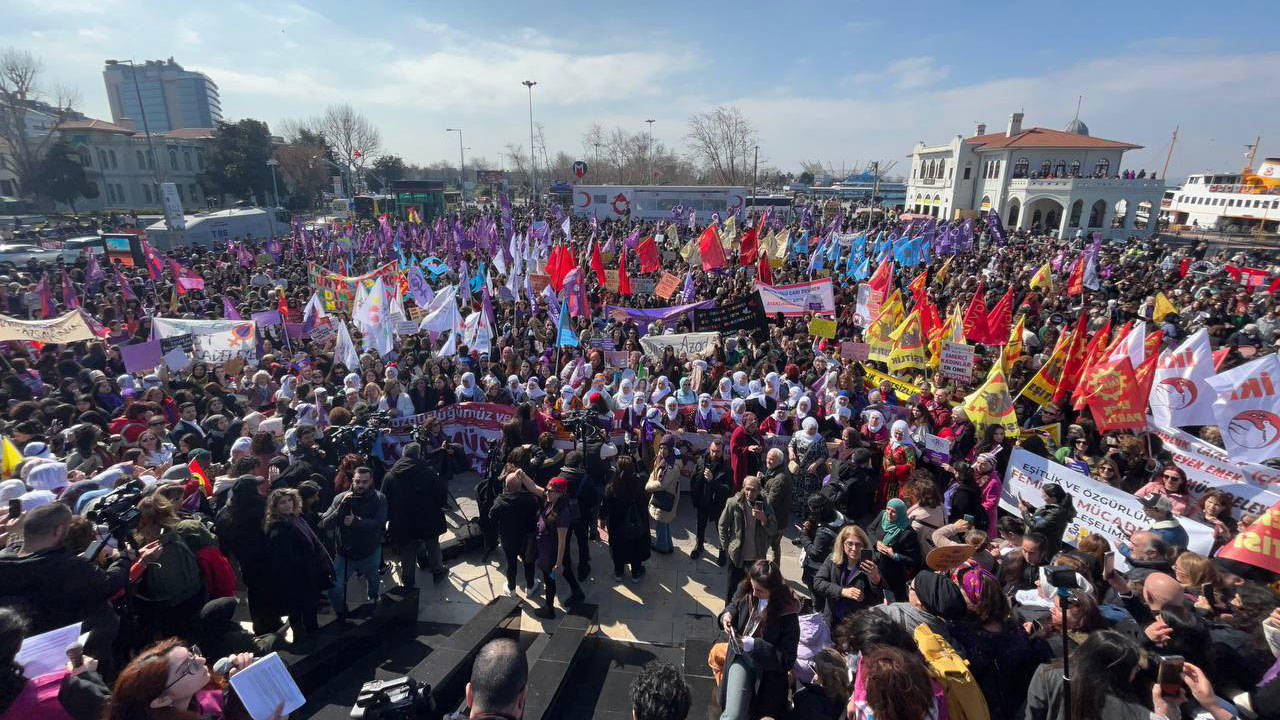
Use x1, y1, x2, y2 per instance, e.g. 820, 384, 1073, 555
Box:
860, 646, 934, 720
1067, 630, 1142, 720
607, 455, 641, 501
107, 638, 227, 720
830, 525, 871, 567
264, 488, 302, 532
735, 560, 790, 624
811, 647, 851, 702
0, 608, 27, 715
135, 494, 180, 543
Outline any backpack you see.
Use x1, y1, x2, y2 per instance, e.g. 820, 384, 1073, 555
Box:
137, 531, 204, 606
913, 624, 990, 720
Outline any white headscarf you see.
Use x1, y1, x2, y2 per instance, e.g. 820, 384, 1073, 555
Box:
697, 393, 717, 420
765, 372, 781, 400
664, 396, 681, 423
730, 398, 747, 425
794, 416, 821, 448
747, 379, 765, 401
795, 395, 812, 421
864, 410, 885, 433
888, 419, 915, 450
717, 377, 734, 401
526, 377, 545, 401
732, 371, 749, 397
615, 378, 635, 408
787, 386, 803, 408
651, 376, 672, 404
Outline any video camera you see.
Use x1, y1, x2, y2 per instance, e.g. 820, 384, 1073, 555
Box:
561, 410, 607, 442
82, 478, 146, 561
350, 677, 436, 720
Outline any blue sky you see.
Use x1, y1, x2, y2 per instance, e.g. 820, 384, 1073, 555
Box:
5, 0, 1279, 181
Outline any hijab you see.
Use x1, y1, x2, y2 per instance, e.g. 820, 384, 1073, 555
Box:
880, 498, 911, 545
732, 371, 749, 397
651, 376, 672, 404
696, 393, 716, 420
616, 377, 635, 408
795, 416, 821, 448
765, 371, 781, 400
675, 377, 696, 404
888, 419, 915, 451
730, 398, 747, 425
526, 377, 546, 401
795, 395, 812, 421
864, 410, 885, 433
663, 396, 681, 423
717, 377, 734, 401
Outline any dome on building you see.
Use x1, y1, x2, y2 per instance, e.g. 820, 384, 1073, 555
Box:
1064, 117, 1089, 135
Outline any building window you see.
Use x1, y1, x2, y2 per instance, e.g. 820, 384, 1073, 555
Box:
143, 184, 152, 203
1013, 158, 1029, 179
147, 150, 155, 170
1054, 161, 1066, 177
1069, 199, 1083, 227
196, 150, 203, 170
963, 166, 971, 180
1070, 160, 1081, 177
78, 147, 91, 166
97, 149, 108, 168
169, 148, 178, 171
994, 161, 1001, 178
1093, 158, 1110, 177
189, 184, 199, 201
105, 184, 116, 203
108, 149, 117, 169
184, 150, 192, 171
1088, 199, 1106, 227
1039, 160, 1051, 177
938, 158, 946, 178
115, 184, 125, 203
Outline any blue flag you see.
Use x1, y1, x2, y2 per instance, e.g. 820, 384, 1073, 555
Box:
556, 298, 578, 347
852, 257, 870, 281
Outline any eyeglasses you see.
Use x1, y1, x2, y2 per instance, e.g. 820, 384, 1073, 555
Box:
160, 645, 203, 691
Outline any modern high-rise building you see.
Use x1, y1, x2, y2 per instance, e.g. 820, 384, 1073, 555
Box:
103, 58, 222, 133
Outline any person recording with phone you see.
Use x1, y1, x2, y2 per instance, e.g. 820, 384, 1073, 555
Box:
812, 525, 882, 627
717, 476, 777, 605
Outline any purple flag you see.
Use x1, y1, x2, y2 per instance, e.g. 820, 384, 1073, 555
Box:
84, 253, 104, 288
223, 297, 242, 320
682, 271, 696, 302
36, 276, 55, 318
114, 265, 137, 302
60, 269, 80, 309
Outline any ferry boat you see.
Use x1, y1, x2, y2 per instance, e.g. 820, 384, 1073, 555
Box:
1161, 156, 1280, 234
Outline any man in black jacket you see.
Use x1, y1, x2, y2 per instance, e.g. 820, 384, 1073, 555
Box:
691, 438, 732, 562
320, 466, 388, 618
382, 443, 448, 587
0, 503, 131, 672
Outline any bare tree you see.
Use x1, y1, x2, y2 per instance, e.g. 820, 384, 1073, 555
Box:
316, 103, 381, 191
504, 143, 529, 195
685, 105, 757, 185
273, 142, 330, 209
0, 48, 79, 199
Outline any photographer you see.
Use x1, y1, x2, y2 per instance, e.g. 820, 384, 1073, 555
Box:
320, 467, 387, 620
0, 503, 130, 673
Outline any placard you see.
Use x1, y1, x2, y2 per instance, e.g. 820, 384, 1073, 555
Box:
1147, 422, 1280, 520
655, 272, 681, 299
853, 284, 884, 328
757, 278, 836, 317
120, 340, 164, 374
922, 433, 951, 464
840, 341, 870, 361
939, 341, 975, 382
0, 310, 99, 344
694, 295, 767, 335
807, 317, 837, 339
638, 331, 719, 361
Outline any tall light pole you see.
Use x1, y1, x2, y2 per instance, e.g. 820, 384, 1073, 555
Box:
446, 128, 465, 200
752, 145, 759, 215
522, 80, 537, 203
645, 118, 655, 184
105, 59, 163, 190
266, 158, 280, 208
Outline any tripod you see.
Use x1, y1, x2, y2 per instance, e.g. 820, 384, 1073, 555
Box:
1058, 586, 1073, 720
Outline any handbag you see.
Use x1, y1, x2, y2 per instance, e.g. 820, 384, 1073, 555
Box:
651, 490, 676, 513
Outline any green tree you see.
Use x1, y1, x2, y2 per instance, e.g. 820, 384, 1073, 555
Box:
199, 119, 274, 204
29, 140, 97, 212
367, 154, 406, 192
798, 171, 815, 186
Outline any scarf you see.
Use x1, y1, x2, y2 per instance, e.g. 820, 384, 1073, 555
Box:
880, 498, 910, 546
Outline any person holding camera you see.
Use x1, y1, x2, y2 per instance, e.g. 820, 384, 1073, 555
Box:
717, 475, 777, 604
382, 443, 449, 588
319, 467, 387, 620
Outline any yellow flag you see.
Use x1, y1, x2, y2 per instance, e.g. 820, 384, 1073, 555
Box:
169, 284, 179, 313
719, 215, 737, 252
666, 223, 679, 246
1, 436, 21, 478
1029, 262, 1052, 291
679, 227, 700, 265
866, 291, 903, 363
964, 361, 1019, 435
1153, 292, 1178, 323
933, 256, 953, 286
889, 309, 927, 372
1002, 314, 1025, 368
770, 230, 790, 268
1018, 331, 1069, 407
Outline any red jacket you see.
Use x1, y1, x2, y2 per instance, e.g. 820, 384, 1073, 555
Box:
194, 545, 237, 599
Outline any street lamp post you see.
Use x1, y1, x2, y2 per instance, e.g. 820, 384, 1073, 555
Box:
446, 128, 465, 200
645, 119, 655, 184
752, 145, 759, 216
266, 158, 280, 208
106, 59, 163, 192
522, 80, 537, 204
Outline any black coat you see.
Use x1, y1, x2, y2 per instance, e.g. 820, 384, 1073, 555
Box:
601, 490, 651, 566
717, 590, 801, 719
264, 519, 326, 613
691, 454, 732, 512
0, 547, 130, 634
215, 487, 271, 588
812, 556, 884, 628
490, 489, 539, 551
382, 455, 447, 542
947, 482, 984, 528
868, 512, 923, 601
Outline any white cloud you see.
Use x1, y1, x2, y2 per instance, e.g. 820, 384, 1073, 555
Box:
885, 56, 950, 90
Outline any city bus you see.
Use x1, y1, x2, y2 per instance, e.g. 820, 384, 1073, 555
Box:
354, 194, 396, 220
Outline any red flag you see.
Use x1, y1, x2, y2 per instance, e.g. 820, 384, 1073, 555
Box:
962, 283, 988, 343
276, 288, 289, 321
1217, 502, 1280, 573
1066, 253, 1085, 296
699, 225, 726, 271
908, 270, 927, 301
919, 297, 942, 344
1080, 355, 1146, 432
757, 248, 773, 285
188, 456, 213, 497
548, 242, 576, 292
739, 227, 758, 266
1180, 257, 1191, 278
589, 238, 607, 285
637, 235, 660, 273
984, 288, 1014, 345
1267, 273, 1280, 294
1053, 312, 1091, 402
617, 246, 631, 295
1133, 333, 1162, 400
868, 258, 893, 295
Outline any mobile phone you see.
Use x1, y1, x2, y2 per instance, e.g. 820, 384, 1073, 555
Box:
753, 499, 764, 512
1202, 583, 1217, 607
1156, 655, 1184, 697
1103, 552, 1115, 577
7, 499, 19, 520
963, 514, 975, 525
859, 547, 873, 565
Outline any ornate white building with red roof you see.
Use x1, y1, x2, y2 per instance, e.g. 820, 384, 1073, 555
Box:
906, 112, 1165, 239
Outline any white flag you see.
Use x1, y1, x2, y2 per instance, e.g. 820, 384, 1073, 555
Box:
419, 289, 460, 335
461, 309, 492, 355
1205, 354, 1280, 464
1109, 320, 1146, 369
302, 292, 328, 323
561, 217, 572, 239
1149, 328, 1217, 428
334, 321, 359, 370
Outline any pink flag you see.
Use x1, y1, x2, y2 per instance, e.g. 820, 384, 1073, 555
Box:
60, 269, 80, 309
35, 276, 55, 318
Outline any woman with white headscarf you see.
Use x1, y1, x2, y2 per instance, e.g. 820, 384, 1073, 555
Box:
275, 375, 298, 404
825, 394, 853, 432
621, 395, 647, 438
716, 377, 734, 402
674, 377, 697, 405
506, 375, 527, 404
786, 385, 803, 409
794, 395, 813, 424
662, 397, 685, 431
788, 415, 829, 510
760, 405, 791, 436
456, 372, 485, 402
693, 393, 720, 432
731, 371, 750, 397
728, 398, 747, 428
879, 419, 918, 506
615, 377, 636, 409
764, 371, 782, 402
650, 376, 673, 404
526, 377, 546, 402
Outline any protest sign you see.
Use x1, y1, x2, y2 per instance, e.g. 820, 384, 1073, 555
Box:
694, 295, 767, 334
631, 277, 657, 295
528, 273, 551, 294
603, 268, 620, 293
757, 278, 835, 317
922, 433, 951, 464
120, 340, 164, 374
604, 350, 632, 369
852, 284, 884, 327
309, 319, 335, 345
655, 272, 681, 299
639, 331, 719, 361
999, 448, 1214, 568
840, 341, 870, 361
152, 318, 257, 364
1217, 503, 1280, 574
395, 319, 421, 336
384, 403, 516, 473
939, 341, 975, 382
308, 261, 400, 312
604, 301, 715, 334
860, 364, 923, 402
1148, 422, 1280, 520
0, 310, 98, 344
807, 317, 837, 339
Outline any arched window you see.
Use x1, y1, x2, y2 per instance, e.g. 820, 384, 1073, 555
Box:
1094, 158, 1110, 177
1014, 158, 1029, 178
1088, 199, 1106, 227
169, 148, 179, 171
1040, 160, 1052, 177
1007, 199, 1020, 228
994, 161, 1001, 178
78, 147, 91, 166
1070, 160, 1081, 177
108, 149, 117, 168
938, 158, 946, 178
1054, 161, 1066, 177
1069, 199, 1084, 227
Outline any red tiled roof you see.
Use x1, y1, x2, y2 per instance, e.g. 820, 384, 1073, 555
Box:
56, 119, 135, 134
965, 127, 1141, 150
156, 128, 216, 140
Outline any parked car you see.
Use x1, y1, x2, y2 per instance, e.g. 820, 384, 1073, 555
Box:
0, 243, 63, 267
60, 236, 105, 263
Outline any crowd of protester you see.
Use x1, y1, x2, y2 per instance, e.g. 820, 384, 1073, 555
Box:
0, 200, 1277, 720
